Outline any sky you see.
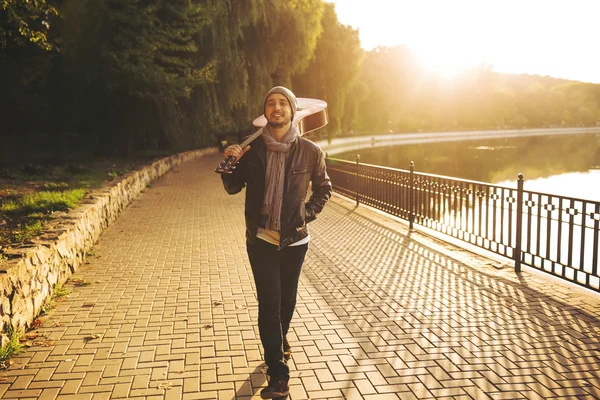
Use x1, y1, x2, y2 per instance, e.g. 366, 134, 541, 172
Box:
325, 0, 600, 83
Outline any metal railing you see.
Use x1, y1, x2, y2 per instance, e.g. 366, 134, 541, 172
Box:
325, 156, 600, 292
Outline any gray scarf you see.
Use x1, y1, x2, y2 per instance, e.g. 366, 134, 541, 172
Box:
261, 124, 299, 231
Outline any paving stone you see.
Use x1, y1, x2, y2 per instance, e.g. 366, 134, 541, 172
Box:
1, 154, 599, 400
38, 387, 61, 400
2, 389, 43, 398
11, 375, 34, 390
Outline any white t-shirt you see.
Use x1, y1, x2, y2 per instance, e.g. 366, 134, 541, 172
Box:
256, 227, 310, 247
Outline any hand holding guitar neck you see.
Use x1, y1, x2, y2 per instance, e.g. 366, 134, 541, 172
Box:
215, 143, 252, 174
215, 98, 328, 174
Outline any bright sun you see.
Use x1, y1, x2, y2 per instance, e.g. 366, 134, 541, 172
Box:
411, 46, 479, 80
328, 0, 600, 84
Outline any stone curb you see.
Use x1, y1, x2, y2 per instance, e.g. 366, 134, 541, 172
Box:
0, 147, 218, 346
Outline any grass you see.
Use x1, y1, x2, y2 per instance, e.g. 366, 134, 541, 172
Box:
40, 284, 71, 315
107, 168, 126, 181
53, 284, 71, 298
40, 301, 55, 315
0, 157, 154, 245
0, 285, 70, 367
13, 220, 44, 243
0, 326, 22, 367
1, 189, 87, 244
1, 189, 87, 215
0, 156, 161, 369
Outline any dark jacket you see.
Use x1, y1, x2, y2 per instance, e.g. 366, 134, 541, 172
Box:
221, 135, 332, 249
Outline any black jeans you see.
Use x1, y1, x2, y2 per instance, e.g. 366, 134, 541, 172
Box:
247, 239, 308, 381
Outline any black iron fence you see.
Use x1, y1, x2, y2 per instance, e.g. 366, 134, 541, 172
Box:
325, 156, 600, 292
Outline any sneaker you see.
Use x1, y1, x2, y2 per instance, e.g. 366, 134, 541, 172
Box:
260, 378, 290, 399
283, 336, 291, 360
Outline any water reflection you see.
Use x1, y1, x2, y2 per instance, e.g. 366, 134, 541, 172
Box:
496, 170, 600, 201
338, 133, 600, 200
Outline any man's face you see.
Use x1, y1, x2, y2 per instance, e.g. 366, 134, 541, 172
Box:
265, 93, 292, 129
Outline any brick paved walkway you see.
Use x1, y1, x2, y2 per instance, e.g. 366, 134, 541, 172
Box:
1, 153, 600, 400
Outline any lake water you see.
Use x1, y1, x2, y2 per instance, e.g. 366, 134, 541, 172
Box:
336, 132, 600, 201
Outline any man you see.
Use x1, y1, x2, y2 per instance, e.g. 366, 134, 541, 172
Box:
221, 86, 331, 398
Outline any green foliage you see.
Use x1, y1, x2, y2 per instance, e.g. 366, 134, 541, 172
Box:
1, 0, 599, 159
1, 189, 86, 216
0, 160, 148, 243
106, 170, 121, 181
188, 0, 325, 144
350, 46, 421, 132
40, 299, 55, 315
293, 2, 363, 140
100, 0, 215, 101
13, 220, 43, 242
72, 0, 219, 153
41, 283, 70, 314
0, 326, 22, 365
0, 0, 58, 50
351, 46, 600, 133
1, 189, 85, 243
53, 284, 70, 298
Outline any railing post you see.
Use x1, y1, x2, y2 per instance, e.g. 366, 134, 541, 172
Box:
409, 161, 415, 230
514, 173, 524, 272
356, 154, 360, 206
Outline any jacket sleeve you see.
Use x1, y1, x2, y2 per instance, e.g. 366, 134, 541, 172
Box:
221, 156, 247, 194
305, 147, 332, 223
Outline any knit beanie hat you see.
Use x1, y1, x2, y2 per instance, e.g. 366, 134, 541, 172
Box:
263, 86, 297, 121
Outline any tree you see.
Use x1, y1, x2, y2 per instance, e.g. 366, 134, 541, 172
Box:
0, 0, 58, 50
351, 46, 420, 132
187, 0, 325, 145
292, 2, 363, 140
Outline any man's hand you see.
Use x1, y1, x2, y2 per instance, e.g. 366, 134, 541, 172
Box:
224, 144, 251, 160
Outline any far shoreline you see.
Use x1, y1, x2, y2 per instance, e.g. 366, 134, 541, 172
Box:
315, 126, 600, 156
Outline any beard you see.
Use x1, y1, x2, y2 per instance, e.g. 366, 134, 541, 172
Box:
267, 114, 291, 129
268, 120, 286, 129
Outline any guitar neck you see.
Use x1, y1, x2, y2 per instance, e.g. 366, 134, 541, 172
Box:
239, 127, 264, 148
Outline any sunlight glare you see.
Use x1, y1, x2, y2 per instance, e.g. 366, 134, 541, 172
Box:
496, 170, 600, 201
411, 46, 479, 80
327, 0, 600, 83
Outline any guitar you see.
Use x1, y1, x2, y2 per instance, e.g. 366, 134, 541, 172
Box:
215, 98, 328, 174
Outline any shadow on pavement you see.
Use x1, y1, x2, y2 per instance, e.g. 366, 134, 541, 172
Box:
234, 363, 289, 399
297, 199, 600, 398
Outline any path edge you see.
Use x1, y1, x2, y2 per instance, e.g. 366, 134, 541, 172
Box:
0, 147, 218, 345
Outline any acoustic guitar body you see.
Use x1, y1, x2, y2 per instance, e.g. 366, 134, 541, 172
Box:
252, 98, 328, 136
215, 98, 328, 174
